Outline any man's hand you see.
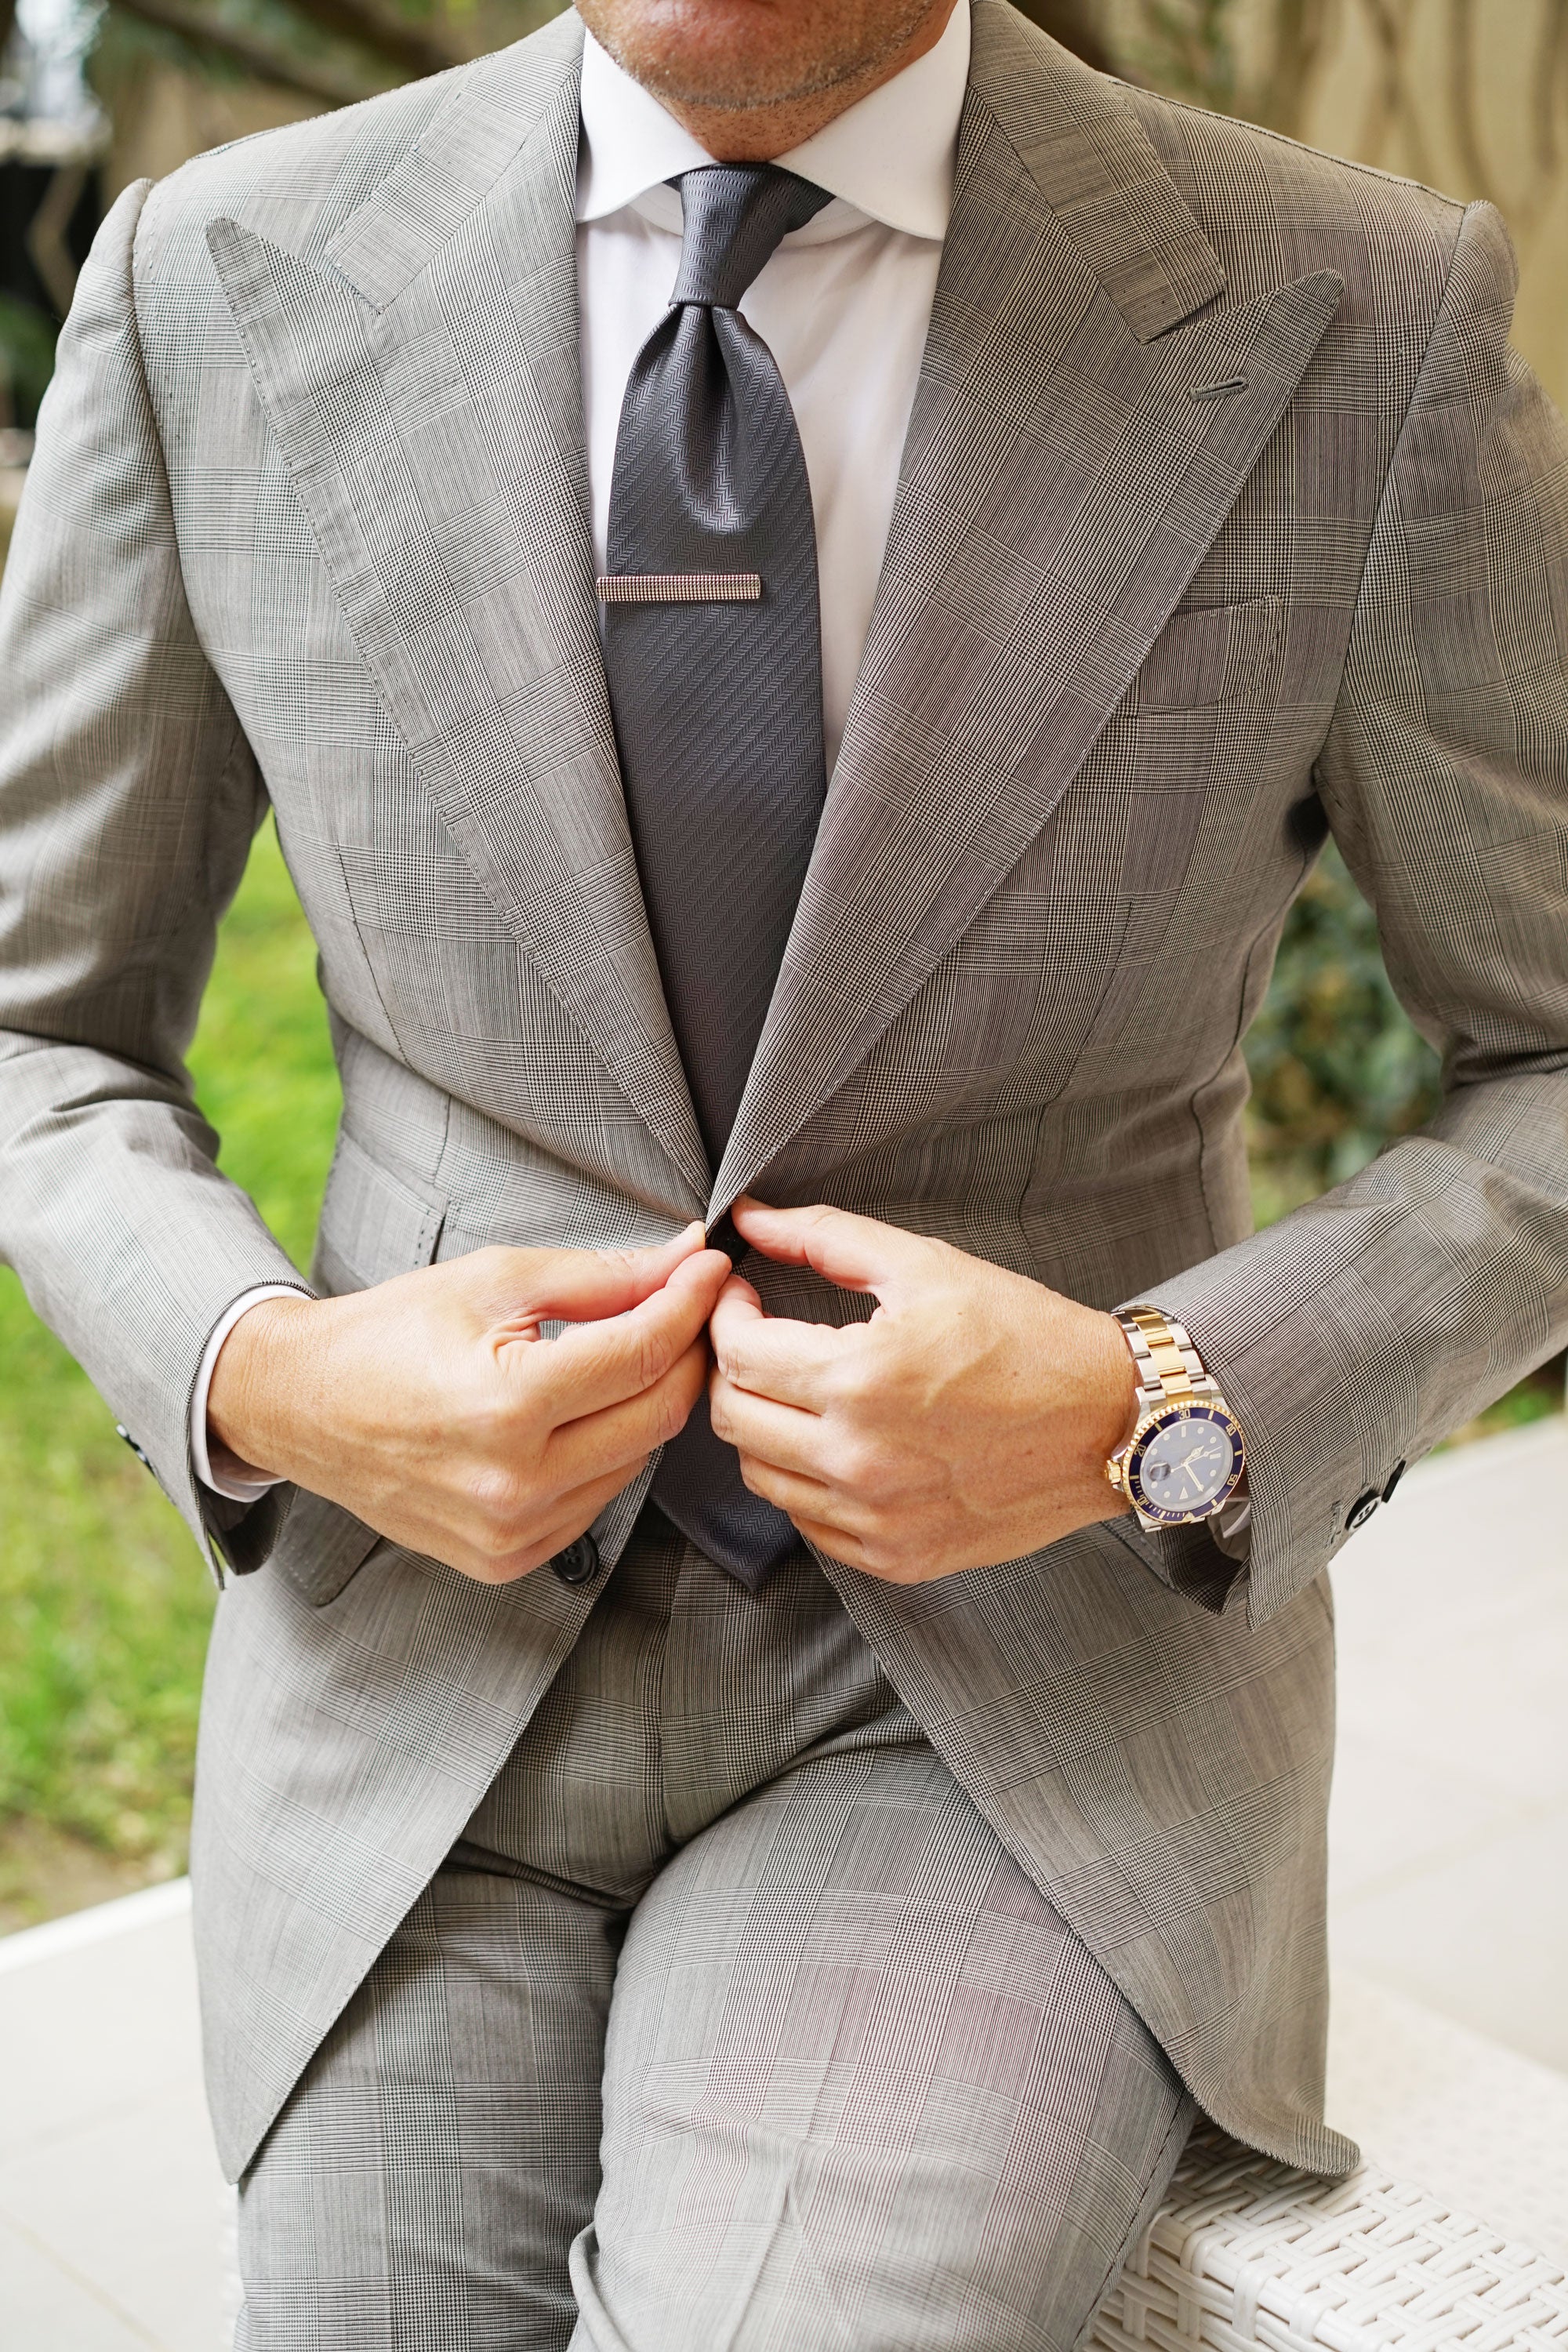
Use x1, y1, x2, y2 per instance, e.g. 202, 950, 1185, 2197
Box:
707, 1200, 1138, 1582
208, 1225, 731, 1583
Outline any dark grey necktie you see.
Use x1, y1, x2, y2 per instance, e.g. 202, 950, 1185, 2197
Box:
599, 163, 831, 1588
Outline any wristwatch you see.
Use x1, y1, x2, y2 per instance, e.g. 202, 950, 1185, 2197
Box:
1105, 1307, 1246, 1530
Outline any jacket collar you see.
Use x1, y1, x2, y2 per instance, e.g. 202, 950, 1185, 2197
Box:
209, 2, 1339, 1219
709, 2, 1341, 1212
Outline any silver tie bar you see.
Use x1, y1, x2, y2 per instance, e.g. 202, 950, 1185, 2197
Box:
597, 572, 763, 604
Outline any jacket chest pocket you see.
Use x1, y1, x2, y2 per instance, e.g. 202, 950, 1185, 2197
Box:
1053, 595, 1291, 1088
837, 598, 1287, 1134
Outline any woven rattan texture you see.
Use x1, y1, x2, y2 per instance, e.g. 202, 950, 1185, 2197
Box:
1094, 2126, 1568, 2352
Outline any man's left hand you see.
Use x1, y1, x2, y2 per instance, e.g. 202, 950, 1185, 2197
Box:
707, 1199, 1141, 1582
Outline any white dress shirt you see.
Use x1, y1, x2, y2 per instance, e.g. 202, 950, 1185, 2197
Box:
577, 0, 967, 768
193, 2, 971, 1499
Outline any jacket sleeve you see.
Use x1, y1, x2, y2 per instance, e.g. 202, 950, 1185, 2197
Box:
1149, 198, 1568, 1627
0, 183, 310, 1578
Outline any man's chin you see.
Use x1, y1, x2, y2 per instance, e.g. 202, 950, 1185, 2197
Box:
575, 0, 940, 120
588, 24, 859, 115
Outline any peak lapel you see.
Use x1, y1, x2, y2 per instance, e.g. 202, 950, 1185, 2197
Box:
713, 2, 1341, 1215
208, 16, 710, 1209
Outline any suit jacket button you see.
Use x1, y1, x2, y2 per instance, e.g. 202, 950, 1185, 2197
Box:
550, 1534, 601, 1586
1345, 1490, 1381, 1532
1381, 1459, 1407, 1504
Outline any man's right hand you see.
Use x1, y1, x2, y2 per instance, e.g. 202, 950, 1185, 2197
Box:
205, 1225, 730, 1582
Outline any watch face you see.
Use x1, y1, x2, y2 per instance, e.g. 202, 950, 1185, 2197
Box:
1130, 1405, 1243, 1523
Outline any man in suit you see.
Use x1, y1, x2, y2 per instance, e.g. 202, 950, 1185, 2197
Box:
2, 0, 1566, 2336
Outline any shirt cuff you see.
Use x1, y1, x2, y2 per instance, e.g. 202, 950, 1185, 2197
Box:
1210, 1474, 1252, 1562
191, 1286, 307, 1502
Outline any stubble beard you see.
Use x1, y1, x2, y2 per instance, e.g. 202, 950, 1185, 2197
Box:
585, 0, 946, 115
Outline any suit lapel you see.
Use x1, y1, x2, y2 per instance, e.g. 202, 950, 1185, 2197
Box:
713, 2, 1342, 1214
208, 14, 710, 1210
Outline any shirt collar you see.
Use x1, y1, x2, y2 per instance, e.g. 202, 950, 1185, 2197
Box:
575, 0, 970, 244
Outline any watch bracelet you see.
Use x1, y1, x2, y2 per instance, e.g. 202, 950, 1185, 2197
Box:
1109, 1308, 1244, 1526
1116, 1306, 1214, 1414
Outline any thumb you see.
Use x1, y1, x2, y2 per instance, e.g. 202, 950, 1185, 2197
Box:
728, 1198, 932, 1301
495, 1223, 713, 1329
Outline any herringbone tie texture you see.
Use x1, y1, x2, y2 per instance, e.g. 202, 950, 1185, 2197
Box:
601, 164, 831, 1589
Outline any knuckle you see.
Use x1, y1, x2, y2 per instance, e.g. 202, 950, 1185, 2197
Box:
833, 1436, 880, 1496
469, 1548, 521, 1584
832, 1358, 874, 1414
468, 1465, 526, 1546
858, 1535, 902, 1580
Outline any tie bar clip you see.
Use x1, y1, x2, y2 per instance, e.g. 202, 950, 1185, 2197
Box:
597, 572, 763, 604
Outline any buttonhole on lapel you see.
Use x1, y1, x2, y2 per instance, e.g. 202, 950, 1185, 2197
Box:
1190, 376, 1248, 403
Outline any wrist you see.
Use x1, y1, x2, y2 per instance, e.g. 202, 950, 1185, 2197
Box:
1072, 1310, 1140, 1524
207, 1292, 320, 1481
1087, 1308, 1142, 1461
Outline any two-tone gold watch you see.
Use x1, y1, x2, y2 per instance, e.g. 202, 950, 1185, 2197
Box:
1105, 1307, 1246, 1530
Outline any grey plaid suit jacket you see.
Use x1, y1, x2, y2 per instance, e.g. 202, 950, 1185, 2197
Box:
3, 0, 1566, 2186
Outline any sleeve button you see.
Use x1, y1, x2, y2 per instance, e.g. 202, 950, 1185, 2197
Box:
1345, 1490, 1381, 1532
1381, 1459, 1407, 1504
550, 1533, 601, 1587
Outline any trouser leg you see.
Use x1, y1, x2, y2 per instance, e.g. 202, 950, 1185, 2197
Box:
234, 1862, 619, 2351
235, 1515, 1194, 2349
571, 1740, 1193, 2352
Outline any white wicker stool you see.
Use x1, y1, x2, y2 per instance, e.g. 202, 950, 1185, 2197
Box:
1093, 2124, 1568, 2352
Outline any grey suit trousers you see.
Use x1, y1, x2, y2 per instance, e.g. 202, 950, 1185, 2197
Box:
235, 1511, 1193, 2351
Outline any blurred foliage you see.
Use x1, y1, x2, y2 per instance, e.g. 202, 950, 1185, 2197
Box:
1105, 0, 1235, 107
85, 0, 1115, 107
0, 1283, 216, 1871
92, 0, 550, 107
1245, 841, 1440, 1222
84, 0, 1568, 215
0, 818, 339, 1874
0, 292, 57, 428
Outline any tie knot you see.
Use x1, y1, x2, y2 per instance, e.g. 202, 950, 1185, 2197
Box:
669, 164, 831, 310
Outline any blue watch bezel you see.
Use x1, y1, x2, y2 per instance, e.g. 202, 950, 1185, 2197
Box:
1127, 1401, 1247, 1525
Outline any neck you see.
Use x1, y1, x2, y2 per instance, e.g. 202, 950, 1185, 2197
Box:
601, 0, 959, 164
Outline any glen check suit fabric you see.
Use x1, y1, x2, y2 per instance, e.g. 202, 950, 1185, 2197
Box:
237, 1518, 1192, 2351
2, 0, 1567, 2191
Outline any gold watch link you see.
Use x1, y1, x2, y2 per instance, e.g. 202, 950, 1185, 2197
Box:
1105, 1307, 1245, 1530
1118, 1307, 1211, 1412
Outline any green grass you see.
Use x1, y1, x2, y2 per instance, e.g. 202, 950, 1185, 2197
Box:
0, 818, 339, 1889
